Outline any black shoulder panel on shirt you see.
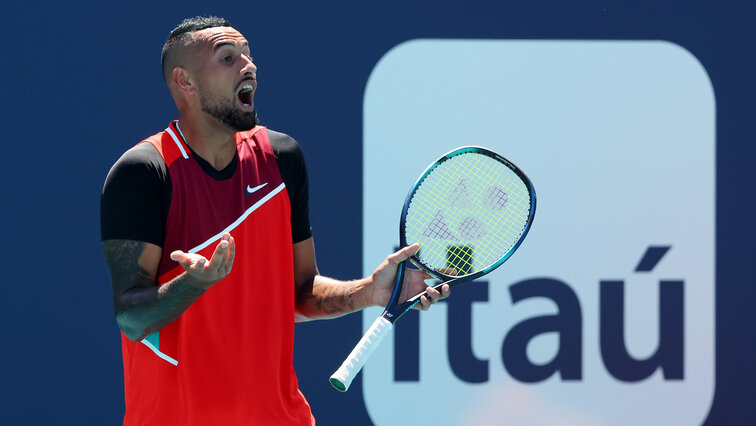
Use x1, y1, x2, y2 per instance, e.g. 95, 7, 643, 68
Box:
268, 130, 313, 243
100, 142, 171, 246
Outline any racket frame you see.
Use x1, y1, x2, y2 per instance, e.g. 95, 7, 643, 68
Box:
384, 146, 536, 322
329, 146, 536, 391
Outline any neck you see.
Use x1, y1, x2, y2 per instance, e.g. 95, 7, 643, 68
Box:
176, 111, 238, 171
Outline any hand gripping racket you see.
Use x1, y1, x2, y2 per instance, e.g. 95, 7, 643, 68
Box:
329, 146, 536, 391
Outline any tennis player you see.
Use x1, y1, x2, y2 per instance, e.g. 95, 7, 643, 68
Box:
100, 16, 449, 425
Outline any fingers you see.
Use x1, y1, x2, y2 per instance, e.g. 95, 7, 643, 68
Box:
225, 234, 236, 274
387, 243, 420, 266
207, 235, 230, 272
170, 250, 205, 270
417, 283, 451, 310
170, 250, 186, 262
170, 233, 235, 286
437, 267, 460, 276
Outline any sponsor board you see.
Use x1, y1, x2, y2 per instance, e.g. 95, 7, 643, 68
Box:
362, 40, 714, 425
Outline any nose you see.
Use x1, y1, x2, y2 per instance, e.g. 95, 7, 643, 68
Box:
241, 54, 257, 75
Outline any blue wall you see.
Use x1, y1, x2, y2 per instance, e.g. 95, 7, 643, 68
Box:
0, 1, 754, 424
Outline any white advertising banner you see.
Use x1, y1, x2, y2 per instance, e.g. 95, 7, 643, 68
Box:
362, 40, 714, 425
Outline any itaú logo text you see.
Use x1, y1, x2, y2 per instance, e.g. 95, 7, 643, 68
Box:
392, 246, 683, 384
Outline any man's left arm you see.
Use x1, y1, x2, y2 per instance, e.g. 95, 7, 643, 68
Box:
293, 237, 450, 321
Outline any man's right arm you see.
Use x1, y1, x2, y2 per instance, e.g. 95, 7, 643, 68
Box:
101, 143, 234, 342
103, 234, 234, 342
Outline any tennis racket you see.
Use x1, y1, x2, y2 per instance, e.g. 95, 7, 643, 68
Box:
329, 146, 536, 391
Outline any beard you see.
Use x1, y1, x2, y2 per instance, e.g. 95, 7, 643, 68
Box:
199, 90, 258, 132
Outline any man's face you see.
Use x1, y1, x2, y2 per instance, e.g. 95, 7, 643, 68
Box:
192, 27, 258, 131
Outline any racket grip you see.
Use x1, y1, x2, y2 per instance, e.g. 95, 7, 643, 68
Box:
329, 316, 393, 392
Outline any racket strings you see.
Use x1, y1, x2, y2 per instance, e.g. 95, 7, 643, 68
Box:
405, 152, 532, 275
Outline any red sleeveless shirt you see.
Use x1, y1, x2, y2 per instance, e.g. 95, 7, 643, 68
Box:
121, 121, 314, 425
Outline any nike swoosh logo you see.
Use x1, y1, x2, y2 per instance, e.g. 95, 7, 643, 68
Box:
245, 182, 268, 195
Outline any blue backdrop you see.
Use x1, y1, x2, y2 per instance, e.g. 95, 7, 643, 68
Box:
0, 1, 754, 424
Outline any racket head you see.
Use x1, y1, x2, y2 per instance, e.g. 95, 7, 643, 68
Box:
400, 146, 536, 282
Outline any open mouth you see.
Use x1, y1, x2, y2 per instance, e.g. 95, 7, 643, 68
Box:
237, 83, 255, 108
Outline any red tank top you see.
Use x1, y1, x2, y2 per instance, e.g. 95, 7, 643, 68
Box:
120, 121, 314, 425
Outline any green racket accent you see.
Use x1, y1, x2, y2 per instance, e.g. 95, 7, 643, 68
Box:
405, 148, 533, 278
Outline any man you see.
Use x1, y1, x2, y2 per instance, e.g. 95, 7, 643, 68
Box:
100, 16, 449, 425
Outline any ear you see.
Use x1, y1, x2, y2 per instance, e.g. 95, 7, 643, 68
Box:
172, 67, 196, 95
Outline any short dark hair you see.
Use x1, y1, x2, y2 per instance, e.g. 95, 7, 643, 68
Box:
161, 16, 232, 81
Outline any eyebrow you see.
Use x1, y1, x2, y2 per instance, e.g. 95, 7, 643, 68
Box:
213, 42, 249, 53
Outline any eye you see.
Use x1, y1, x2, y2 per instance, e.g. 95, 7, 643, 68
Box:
221, 55, 233, 63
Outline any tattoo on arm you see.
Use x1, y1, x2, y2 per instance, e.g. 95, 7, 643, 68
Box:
103, 239, 205, 341
103, 240, 155, 308
307, 279, 358, 315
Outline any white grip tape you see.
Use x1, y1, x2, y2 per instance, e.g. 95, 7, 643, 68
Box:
329, 316, 393, 392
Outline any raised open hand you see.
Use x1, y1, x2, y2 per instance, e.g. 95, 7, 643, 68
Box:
170, 233, 236, 290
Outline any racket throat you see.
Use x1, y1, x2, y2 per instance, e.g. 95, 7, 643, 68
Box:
382, 260, 410, 323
